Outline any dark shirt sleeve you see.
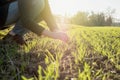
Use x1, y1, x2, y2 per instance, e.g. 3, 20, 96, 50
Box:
18, 0, 45, 36
41, 0, 58, 31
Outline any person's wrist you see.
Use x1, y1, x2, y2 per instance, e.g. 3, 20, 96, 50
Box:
50, 27, 59, 32
42, 29, 54, 38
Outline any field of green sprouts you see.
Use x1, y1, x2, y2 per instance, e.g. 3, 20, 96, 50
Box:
0, 25, 120, 80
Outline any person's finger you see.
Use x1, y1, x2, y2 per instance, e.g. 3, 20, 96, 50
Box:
61, 34, 69, 43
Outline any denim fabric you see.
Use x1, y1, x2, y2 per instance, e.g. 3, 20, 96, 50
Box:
5, 1, 19, 25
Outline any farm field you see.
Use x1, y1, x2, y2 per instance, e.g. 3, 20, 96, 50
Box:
0, 25, 120, 80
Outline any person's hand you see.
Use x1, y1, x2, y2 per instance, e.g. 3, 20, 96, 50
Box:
42, 30, 69, 43
52, 32, 69, 43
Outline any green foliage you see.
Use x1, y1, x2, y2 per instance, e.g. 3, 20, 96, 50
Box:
78, 63, 91, 80
0, 26, 120, 80
21, 76, 34, 80
71, 11, 89, 25
71, 11, 113, 26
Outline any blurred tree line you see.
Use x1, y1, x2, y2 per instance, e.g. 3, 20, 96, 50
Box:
70, 9, 115, 26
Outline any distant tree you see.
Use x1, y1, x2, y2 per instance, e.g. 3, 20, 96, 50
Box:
104, 8, 115, 26
97, 13, 106, 26
105, 7, 115, 18
105, 16, 112, 26
71, 12, 89, 25
70, 9, 115, 26
88, 12, 97, 26
88, 12, 105, 26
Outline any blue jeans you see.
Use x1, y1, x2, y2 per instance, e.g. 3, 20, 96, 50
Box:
5, 0, 45, 36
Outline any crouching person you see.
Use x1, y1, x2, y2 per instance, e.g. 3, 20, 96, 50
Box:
0, 0, 69, 45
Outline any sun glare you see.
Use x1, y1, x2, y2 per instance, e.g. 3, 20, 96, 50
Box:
49, 0, 80, 16
49, 0, 120, 19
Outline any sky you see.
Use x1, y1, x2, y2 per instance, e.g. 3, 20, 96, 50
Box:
49, 0, 120, 19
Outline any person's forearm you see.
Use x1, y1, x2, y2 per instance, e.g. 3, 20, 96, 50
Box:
41, 0, 59, 31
